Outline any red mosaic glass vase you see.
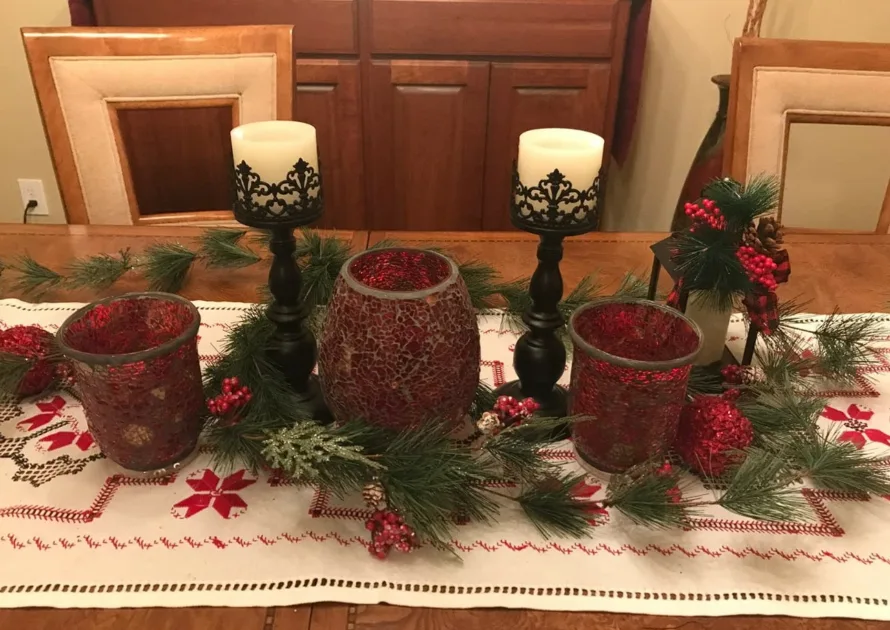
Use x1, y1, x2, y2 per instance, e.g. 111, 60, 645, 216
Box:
57, 293, 205, 475
318, 248, 481, 430
568, 298, 702, 473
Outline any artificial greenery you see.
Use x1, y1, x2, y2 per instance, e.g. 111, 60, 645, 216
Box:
671, 175, 780, 308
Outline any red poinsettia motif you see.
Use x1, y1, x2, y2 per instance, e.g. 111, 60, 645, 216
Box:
172, 469, 256, 519
570, 479, 608, 524
38, 431, 94, 452
17, 396, 66, 431
821, 404, 890, 449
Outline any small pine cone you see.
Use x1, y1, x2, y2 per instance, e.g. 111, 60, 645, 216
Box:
362, 481, 386, 508
742, 223, 761, 252
756, 216, 784, 254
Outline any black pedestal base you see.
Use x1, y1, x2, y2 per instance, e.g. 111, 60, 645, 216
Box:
296, 375, 332, 424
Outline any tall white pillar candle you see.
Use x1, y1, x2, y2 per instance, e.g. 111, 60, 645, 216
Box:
231, 121, 319, 203
517, 128, 604, 220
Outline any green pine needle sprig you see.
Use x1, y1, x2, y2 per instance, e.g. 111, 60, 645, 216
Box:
0, 353, 32, 397
717, 448, 813, 522
11, 255, 64, 297
614, 272, 652, 299
702, 174, 780, 231
139, 243, 198, 293
605, 463, 693, 529
788, 428, 890, 496
296, 229, 352, 307
65, 250, 134, 290
457, 260, 505, 310
198, 228, 261, 269
469, 381, 497, 420
514, 474, 598, 539
737, 388, 824, 445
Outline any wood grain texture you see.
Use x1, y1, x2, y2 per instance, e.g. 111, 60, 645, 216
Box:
270, 605, 313, 630
482, 62, 612, 230
0, 607, 268, 630
370, 0, 618, 58
726, 37, 890, 234
302, 603, 351, 630
93, 0, 357, 54
21, 26, 293, 225
368, 231, 890, 314
296, 60, 366, 230
348, 605, 890, 630
366, 61, 490, 231
0, 226, 365, 303
115, 104, 236, 219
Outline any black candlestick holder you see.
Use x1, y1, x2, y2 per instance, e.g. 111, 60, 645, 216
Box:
494, 161, 602, 418
232, 158, 331, 421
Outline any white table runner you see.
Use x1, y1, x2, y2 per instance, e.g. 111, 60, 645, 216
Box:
1, 299, 889, 619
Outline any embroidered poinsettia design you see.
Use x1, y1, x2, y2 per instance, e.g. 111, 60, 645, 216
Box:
172, 469, 256, 519
570, 479, 608, 524
38, 431, 94, 452
821, 404, 890, 449
17, 396, 66, 431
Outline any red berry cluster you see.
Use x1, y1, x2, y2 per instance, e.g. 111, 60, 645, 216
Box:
736, 245, 778, 290
494, 395, 541, 424
684, 199, 725, 232
207, 377, 252, 418
720, 364, 745, 384
365, 510, 417, 559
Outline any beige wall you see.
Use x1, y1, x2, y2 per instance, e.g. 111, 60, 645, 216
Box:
1, 0, 69, 225
604, 0, 890, 231
2, 0, 890, 228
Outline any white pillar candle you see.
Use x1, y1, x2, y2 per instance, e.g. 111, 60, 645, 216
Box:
517, 128, 604, 219
231, 121, 319, 203
684, 292, 734, 366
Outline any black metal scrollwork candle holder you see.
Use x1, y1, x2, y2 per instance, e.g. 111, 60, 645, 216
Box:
494, 160, 602, 418
232, 158, 330, 421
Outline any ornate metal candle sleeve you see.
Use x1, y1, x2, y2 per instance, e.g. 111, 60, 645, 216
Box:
231, 121, 329, 421
496, 128, 605, 418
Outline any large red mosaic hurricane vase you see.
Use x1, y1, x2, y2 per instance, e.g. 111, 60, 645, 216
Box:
318, 248, 481, 430
569, 298, 702, 473
57, 293, 205, 475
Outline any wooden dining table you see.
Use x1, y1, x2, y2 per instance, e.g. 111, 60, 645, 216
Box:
0, 224, 888, 630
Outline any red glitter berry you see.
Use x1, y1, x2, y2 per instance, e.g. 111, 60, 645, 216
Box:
0, 325, 58, 397
674, 395, 753, 477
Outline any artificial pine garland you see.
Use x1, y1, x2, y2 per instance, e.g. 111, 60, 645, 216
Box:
2, 197, 890, 556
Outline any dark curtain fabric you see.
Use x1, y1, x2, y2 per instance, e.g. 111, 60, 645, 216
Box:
612, 0, 652, 165
69, 0, 97, 26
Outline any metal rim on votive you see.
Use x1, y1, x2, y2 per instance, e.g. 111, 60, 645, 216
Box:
568, 297, 703, 370
56, 292, 201, 366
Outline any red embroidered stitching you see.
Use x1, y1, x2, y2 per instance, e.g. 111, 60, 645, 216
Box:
0, 475, 174, 523
686, 489, 865, 537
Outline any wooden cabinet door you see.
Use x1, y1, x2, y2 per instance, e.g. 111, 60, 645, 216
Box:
367, 60, 490, 230
483, 62, 612, 231
295, 60, 365, 229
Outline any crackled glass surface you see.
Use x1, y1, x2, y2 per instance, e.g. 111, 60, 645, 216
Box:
319, 249, 481, 430
569, 299, 701, 473
58, 295, 205, 473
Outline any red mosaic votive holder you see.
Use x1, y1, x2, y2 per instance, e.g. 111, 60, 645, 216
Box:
568, 298, 702, 473
56, 293, 204, 476
318, 248, 481, 430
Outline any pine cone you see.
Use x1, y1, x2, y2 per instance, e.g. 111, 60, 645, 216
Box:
756, 216, 784, 255
362, 481, 386, 508
742, 223, 761, 251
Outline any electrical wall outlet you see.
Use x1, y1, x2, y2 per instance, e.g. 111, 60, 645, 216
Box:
18, 179, 50, 216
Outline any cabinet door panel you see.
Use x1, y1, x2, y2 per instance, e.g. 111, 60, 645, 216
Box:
367, 60, 489, 231
296, 60, 365, 229
483, 62, 612, 231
